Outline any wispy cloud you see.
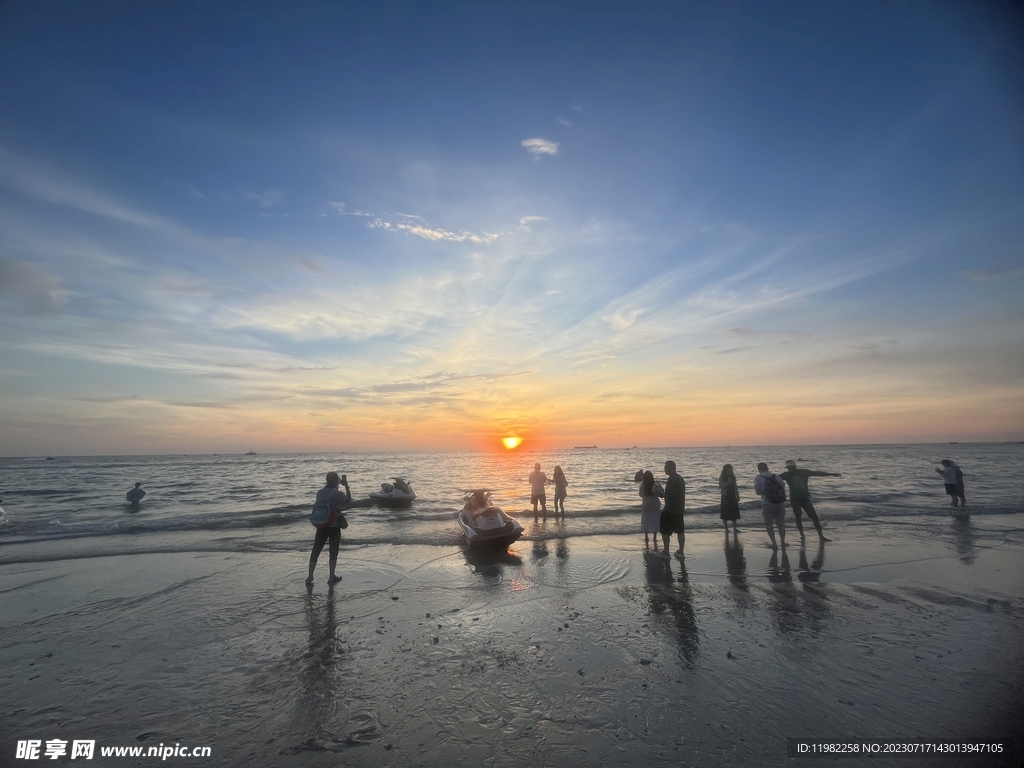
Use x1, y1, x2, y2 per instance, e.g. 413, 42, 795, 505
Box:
958, 264, 1024, 281
558, 118, 573, 128
368, 216, 499, 244
0, 255, 68, 314
328, 201, 373, 217
241, 189, 283, 207
521, 138, 559, 156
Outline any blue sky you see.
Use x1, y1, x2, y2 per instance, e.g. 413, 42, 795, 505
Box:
0, 1, 1022, 454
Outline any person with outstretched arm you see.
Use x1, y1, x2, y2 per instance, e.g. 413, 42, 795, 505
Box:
778, 460, 840, 542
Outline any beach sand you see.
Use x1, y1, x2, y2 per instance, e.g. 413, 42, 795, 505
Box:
2, 515, 1023, 767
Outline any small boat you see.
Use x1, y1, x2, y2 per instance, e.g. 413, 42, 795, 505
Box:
369, 477, 416, 506
457, 490, 523, 549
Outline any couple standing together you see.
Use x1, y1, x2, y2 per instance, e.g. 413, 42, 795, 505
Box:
528, 463, 568, 518
755, 460, 840, 549
639, 461, 686, 557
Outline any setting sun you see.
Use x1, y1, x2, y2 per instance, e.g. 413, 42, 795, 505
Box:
502, 436, 522, 450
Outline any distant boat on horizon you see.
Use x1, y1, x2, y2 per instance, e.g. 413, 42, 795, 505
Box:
574, 445, 598, 450
245, 448, 257, 455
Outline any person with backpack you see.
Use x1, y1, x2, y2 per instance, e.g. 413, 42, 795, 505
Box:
306, 471, 351, 586
755, 462, 787, 549
935, 460, 966, 508
779, 460, 840, 542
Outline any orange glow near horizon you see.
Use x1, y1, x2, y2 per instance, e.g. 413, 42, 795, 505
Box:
502, 436, 523, 450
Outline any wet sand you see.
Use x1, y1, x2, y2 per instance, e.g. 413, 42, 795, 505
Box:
2, 515, 1023, 767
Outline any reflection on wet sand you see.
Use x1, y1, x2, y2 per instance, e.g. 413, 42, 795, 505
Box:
724, 533, 747, 590
797, 540, 826, 583
951, 515, 978, 564
300, 585, 346, 733
764, 545, 832, 636
532, 537, 549, 560
642, 551, 699, 663
527, 517, 571, 564
462, 546, 523, 577
766, 548, 792, 584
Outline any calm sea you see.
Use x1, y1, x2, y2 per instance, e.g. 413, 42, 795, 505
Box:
1, 444, 1021, 560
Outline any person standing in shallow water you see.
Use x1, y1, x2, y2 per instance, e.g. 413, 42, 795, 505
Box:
755, 462, 787, 549
528, 463, 549, 516
307, 471, 351, 586
552, 465, 568, 518
125, 482, 145, 505
661, 460, 685, 557
935, 459, 966, 508
778, 459, 840, 542
718, 464, 740, 534
639, 470, 665, 550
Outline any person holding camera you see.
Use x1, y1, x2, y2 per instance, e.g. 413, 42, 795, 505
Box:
306, 471, 351, 586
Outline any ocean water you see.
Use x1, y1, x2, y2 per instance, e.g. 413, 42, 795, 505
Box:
1, 443, 1021, 560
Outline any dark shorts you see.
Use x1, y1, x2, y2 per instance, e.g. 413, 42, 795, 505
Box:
945, 483, 958, 496
659, 510, 683, 535
312, 525, 341, 554
791, 497, 816, 516
531, 492, 546, 505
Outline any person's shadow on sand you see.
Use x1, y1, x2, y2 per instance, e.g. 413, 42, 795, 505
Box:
298, 586, 347, 736
642, 552, 699, 664
797, 540, 826, 583
463, 546, 523, 578
766, 549, 792, 584
532, 538, 549, 561
724, 535, 747, 590
951, 516, 978, 564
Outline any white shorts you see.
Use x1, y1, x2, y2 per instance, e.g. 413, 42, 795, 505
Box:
762, 502, 786, 527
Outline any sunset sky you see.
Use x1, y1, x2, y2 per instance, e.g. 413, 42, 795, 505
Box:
1, 2, 1022, 455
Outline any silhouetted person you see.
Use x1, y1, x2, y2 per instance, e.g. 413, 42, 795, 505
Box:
465, 489, 491, 515
126, 482, 145, 505
779, 459, 840, 542
661, 460, 685, 557
639, 469, 665, 550
528, 463, 549, 515
935, 460, 965, 507
552, 465, 568, 517
307, 471, 350, 586
755, 462, 786, 549
718, 464, 740, 533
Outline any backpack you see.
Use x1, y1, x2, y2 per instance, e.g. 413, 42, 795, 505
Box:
310, 488, 349, 529
762, 474, 786, 504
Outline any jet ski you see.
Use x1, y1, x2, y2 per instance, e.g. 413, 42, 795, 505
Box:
369, 477, 416, 507
457, 490, 524, 549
